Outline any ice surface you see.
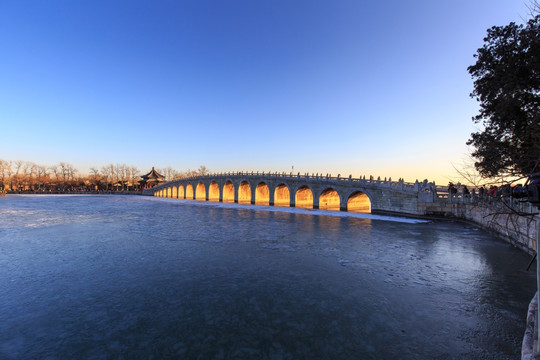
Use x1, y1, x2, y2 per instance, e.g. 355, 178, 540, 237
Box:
0, 195, 534, 359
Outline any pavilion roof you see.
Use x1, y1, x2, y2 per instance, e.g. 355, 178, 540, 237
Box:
141, 167, 165, 181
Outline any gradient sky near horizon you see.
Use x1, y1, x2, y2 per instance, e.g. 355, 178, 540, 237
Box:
0, 1, 531, 184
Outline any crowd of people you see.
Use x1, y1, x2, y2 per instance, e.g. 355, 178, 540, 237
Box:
447, 182, 529, 201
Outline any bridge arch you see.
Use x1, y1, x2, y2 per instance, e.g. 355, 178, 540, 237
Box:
347, 190, 371, 213
274, 183, 290, 207
295, 185, 313, 209
165, 187, 171, 198
196, 182, 206, 200
238, 181, 251, 204
172, 186, 178, 199
209, 181, 220, 201
255, 182, 270, 205
223, 180, 235, 203
186, 183, 194, 199
319, 187, 341, 211
178, 184, 185, 199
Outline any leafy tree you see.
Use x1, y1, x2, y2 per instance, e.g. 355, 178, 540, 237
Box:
467, 15, 540, 178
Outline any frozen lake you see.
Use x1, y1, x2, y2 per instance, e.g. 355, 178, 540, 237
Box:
0, 195, 536, 359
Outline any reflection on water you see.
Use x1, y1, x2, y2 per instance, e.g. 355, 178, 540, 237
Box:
0, 195, 536, 359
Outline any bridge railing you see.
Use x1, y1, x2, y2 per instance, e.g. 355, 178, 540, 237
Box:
433, 188, 538, 213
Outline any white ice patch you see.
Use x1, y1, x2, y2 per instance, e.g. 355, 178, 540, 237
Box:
144, 197, 429, 224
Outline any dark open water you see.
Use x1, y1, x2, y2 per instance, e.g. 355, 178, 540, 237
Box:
0, 195, 536, 359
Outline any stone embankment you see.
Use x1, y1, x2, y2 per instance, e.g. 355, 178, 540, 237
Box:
423, 194, 538, 254
522, 293, 538, 360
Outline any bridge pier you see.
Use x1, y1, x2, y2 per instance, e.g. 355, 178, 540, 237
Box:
269, 189, 275, 206
250, 186, 256, 205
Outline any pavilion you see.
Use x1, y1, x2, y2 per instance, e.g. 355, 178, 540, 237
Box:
139, 167, 165, 189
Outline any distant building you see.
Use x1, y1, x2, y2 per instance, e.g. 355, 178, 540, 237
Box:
139, 167, 165, 188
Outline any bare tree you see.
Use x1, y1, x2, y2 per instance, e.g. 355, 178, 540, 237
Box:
49, 164, 59, 190
54, 162, 78, 190
35, 165, 49, 191
22, 162, 36, 191
114, 164, 122, 191
526, 0, 540, 17
88, 167, 103, 191
129, 166, 140, 191
118, 164, 130, 191
67, 163, 77, 184
0, 159, 9, 191
5, 160, 13, 191
158, 166, 180, 182
12, 160, 24, 191
451, 154, 525, 189
101, 165, 113, 191
198, 165, 209, 176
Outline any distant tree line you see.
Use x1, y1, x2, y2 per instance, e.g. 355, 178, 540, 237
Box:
159, 165, 210, 181
0, 160, 209, 193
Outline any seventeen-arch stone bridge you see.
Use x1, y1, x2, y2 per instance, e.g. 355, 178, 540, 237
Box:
142, 171, 538, 256
143, 172, 437, 216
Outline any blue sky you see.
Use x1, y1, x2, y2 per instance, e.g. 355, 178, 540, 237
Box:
0, 0, 530, 184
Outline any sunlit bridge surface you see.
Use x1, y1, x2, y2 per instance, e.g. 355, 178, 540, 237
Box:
274, 184, 290, 207
348, 191, 371, 213
319, 188, 340, 211
195, 182, 206, 200
186, 183, 193, 199
0, 195, 535, 359
295, 185, 313, 209
209, 181, 219, 202
178, 185, 185, 199
255, 182, 269, 205
238, 181, 251, 204
223, 181, 234, 203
